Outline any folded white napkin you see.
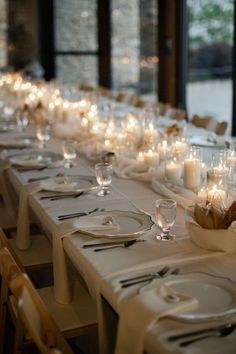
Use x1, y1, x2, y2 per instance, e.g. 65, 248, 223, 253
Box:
10, 156, 43, 167
40, 179, 78, 192
115, 283, 198, 354
74, 215, 120, 232
152, 178, 199, 208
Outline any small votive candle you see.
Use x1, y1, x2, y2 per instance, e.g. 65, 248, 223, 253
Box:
144, 149, 160, 166
165, 160, 182, 183
207, 185, 227, 208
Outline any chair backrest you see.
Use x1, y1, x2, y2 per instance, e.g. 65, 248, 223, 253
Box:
0, 239, 73, 354
191, 114, 228, 135
10, 273, 73, 354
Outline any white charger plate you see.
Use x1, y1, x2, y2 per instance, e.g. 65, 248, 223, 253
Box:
165, 273, 236, 322
189, 136, 225, 148
78, 210, 154, 238
0, 137, 36, 148
41, 175, 97, 193
10, 151, 63, 167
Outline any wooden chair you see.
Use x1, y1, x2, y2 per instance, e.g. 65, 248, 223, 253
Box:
79, 83, 95, 92
0, 227, 52, 272
0, 229, 98, 354
0, 247, 73, 354
165, 107, 186, 120
191, 114, 228, 135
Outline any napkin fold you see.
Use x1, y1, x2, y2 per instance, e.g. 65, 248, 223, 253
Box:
152, 178, 199, 208
52, 214, 120, 304
115, 283, 198, 354
113, 155, 165, 182
9, 156, 63, 168
74, 215, 120, 232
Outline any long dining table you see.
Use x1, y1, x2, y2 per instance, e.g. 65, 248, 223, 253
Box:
1, 126, 236, 354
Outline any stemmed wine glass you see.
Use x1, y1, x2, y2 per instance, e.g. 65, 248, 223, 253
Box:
36, 124, 51, 148
62, 140, 77, 168
155, 199, 177, 241
95, 162, 112, 196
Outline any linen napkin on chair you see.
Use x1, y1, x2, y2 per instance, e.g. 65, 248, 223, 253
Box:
114, 283, 198, 354
152, 178, 199, 208
52, 214, 120, 304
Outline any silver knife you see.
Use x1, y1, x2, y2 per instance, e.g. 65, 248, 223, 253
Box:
82, 239, 145, 248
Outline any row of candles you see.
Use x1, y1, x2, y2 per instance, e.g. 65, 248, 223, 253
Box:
1, 73, 236, 208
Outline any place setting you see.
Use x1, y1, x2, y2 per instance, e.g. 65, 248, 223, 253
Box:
8, 150, 64, 171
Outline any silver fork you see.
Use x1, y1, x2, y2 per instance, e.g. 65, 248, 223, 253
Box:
58, 207, 105, 221
121, 266, 171, 288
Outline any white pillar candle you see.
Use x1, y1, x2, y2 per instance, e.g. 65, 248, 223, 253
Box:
158, 141, 169, 160
165, 161, 182, 182
184, 157, 201, 192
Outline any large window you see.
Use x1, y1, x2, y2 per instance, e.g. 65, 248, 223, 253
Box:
187, 0, 234, 134
0, 0, 7, 68
111, 0, 158, 97
54, 0, 98, 85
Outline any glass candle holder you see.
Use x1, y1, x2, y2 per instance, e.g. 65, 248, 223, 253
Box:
207, 169, 228, 208
211, 150, 228, 174
165, 156, 183, 184
183, 146, 202, 192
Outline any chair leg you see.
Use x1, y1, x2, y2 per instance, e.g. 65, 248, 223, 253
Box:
13, 316, 25, 354
0, 280, 8, 354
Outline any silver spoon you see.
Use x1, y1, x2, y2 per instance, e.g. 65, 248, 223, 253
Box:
179, 324, 236, 347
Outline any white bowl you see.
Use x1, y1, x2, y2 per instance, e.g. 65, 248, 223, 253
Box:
185, 206, 236, 253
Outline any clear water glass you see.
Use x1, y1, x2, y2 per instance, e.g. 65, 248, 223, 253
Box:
95, 162, 112, 196
155, 199, 177, 241
62, 140, 77, 168
36, 124, 51, 148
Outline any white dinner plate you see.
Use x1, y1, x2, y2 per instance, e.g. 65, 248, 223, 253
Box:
0, 137, 37, 148
189, 136, 225, 148
165, 273, 236, 322
41, 175, 97, 193
79, 210, 154, 238
10, 151, 64, 167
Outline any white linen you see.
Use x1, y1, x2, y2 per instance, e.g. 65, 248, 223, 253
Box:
152, 178, 199, 208
114, 283, 198, 354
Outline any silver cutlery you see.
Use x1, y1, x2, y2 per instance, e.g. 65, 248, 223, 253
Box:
17, 166, 48, 172
83, 239, 145, 249
121, 266, 170, 288
58, 207, 104, 221
168, 322, 236, 342
179, 323, 236, 347
120, 266, 170, 284
94, 239, 145, 252
50, 192, 84, 201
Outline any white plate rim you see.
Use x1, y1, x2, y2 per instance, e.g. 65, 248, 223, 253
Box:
79, 210, 154, 238
42, 175, 97, 192
165, 273, 236, 322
